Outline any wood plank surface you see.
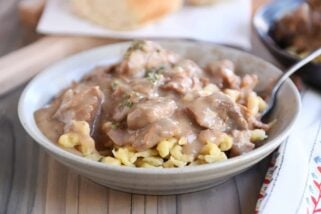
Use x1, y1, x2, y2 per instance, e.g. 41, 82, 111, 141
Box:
0, 0, 278, 214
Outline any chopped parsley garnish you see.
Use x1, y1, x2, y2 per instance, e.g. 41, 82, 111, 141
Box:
111, 122, 119, 129
131, 40, 145, 50
119, 94, 134, 109
124, 40, 146, 59
111, 80, 120, 91
122, 99, 134, 108
144, 66, 165, 83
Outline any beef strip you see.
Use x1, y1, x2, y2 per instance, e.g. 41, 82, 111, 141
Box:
111, 87, 144, 122
130, 78, 159, 98
198, 129, 221, 144
129, 118, 181, 151
127, 98, 177, 129
205, 60, 241, 89
162, 60, 203, 94
107, 129, 129, 147
180, 132, 203, 157
117, 40, 180, 79
113, 106, 132, 122
53, 85, 104, 133
230, 130, 255, 156
187, 92, 248, 132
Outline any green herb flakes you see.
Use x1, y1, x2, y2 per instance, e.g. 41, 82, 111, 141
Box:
119, 94, 134, 109
111, 80, 120, 91
124, 40, 146, 59
111, 122, 119, 129
144, 66, 165, 83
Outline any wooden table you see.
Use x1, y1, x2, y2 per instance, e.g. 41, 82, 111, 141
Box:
0, 0, 279, 213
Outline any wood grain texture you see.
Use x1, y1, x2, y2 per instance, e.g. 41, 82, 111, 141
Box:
0, 0, 275, 214
0, 0, 23, 56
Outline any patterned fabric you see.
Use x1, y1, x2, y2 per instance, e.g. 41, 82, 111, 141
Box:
255, 90, 321, 213
303, 155, 321, 213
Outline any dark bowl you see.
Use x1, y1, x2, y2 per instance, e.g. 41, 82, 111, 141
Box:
253, 0, 321, 89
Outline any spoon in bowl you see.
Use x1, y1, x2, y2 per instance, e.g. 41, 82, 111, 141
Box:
261, 47, 321, 120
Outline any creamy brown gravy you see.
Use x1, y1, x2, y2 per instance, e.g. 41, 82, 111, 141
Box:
35, 41, 267, 157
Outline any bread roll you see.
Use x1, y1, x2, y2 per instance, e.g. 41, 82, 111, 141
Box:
70, 0, 183, 30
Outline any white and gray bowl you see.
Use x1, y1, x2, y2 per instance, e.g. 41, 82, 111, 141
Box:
18, 40, 301, 195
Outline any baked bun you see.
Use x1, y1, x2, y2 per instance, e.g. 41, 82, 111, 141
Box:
70, 0, 183, 30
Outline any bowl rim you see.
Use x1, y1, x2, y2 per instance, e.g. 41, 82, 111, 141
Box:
18, 40, 301, 175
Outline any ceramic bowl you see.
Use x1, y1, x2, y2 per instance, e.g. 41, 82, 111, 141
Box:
18, 40, 301, 195
253, 0, 321, 89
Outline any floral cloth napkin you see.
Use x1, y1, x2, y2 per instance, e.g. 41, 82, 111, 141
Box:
256, 89, 321, 213
37, 0, 251, 49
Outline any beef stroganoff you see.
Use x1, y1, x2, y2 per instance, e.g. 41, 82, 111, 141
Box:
35, 41, 272, 168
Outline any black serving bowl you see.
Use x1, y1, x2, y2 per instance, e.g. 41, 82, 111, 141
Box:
253, 0, 321, 89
